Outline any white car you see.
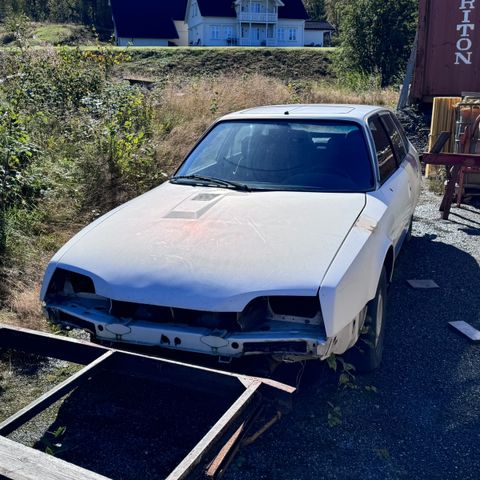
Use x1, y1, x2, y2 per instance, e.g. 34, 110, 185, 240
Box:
41, 105, 421, 371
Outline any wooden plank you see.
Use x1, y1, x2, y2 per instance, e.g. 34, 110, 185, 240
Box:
0, 435, 111, 480
0, 325, 109, 365
406, 279, 439, 289
0, 325, 294, 396
166, 380, 262, 480
430, 131, 451, 154
0, 350, 114, 436
397, 30, 418, 109
449, 321, 480, 343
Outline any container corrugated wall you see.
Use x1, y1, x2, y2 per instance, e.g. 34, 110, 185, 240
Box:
411, 0, 480, 102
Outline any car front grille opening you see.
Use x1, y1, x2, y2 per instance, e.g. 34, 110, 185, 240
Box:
268, 296, 321, 318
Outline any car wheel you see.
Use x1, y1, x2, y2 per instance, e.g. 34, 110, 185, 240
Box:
347, 266, 388, 373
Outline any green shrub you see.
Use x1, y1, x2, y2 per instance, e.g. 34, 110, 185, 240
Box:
0, 106, 41, 254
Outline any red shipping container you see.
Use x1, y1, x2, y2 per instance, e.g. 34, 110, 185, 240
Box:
411, 0, 480, 102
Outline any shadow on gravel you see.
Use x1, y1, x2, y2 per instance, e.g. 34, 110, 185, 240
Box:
221, 233, 480, 480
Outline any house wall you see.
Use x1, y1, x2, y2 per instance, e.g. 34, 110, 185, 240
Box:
276, 20, 305, 47
185, 0, 305, 47
304, 30, 325, 46
117, 37, 169, 47
174, 21, 189, 46
190, 17, 238, 46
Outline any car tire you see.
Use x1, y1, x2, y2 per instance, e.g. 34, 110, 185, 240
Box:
347, 266, 388, 373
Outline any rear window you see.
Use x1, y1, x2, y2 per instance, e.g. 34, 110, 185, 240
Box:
380, 113, 407, 161
368, 116, 398, 183
176, 120, 375, 192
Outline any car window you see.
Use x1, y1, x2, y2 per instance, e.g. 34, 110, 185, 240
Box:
379, 113, 407, 162
390, 113, 410, 152
175, 120, 375, 192
368, 116, 398, 184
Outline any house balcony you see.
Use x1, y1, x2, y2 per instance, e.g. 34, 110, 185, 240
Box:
238, 12, 278, 23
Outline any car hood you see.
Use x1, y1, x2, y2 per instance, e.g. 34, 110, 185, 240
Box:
43, 183, 366, 311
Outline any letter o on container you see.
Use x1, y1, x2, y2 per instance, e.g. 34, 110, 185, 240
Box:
457, 37, 473, 51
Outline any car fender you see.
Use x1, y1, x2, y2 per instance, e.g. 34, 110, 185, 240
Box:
319, 194, 393, 339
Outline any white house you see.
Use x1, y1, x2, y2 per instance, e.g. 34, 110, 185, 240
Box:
186, 0, 309, 47
304, 20, 335, 47
110, 0, 333, 48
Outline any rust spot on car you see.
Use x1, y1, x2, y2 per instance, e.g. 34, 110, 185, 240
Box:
355, 216, 377, 232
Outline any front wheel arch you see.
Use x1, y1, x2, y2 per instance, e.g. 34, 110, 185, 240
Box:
383, 246, 395, 284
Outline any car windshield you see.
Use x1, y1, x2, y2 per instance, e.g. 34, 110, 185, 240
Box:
173, 120, 374, 192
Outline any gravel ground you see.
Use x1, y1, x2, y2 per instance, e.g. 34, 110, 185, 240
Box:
1, 187, 479, 480
224, 188, 480, 480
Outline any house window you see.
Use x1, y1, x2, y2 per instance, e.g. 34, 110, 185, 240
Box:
225, 26, 234, 39
192, 2, 198, 17
252, 2, 262, 13
211, 25, 220, 40
277, 28, 285, 41
242, 26, 249, 38
288, 28, 297, 41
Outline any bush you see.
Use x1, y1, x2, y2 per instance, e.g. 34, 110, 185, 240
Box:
0, 106, 40, 254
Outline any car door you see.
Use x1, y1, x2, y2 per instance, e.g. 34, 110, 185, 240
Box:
390, 112, 422, 206
368, 114, 411, 253
379, 112, 419, 221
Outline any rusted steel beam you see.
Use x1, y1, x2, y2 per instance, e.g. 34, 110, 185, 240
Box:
205, 405, 264, 479
0, 350, 115, 436
421, 153, 480, 167
206, 422, 247, 478
421, 153, 480, 219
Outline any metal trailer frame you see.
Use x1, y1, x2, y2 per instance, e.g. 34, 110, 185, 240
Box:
0, 324, 295, 480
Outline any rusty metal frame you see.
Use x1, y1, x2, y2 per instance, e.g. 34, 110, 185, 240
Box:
0, 324, 295, 480
421, 152, 480, 219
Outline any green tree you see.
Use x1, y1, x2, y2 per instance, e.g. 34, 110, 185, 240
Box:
324, 0, 346, 28
335, 0, 417, 86
303, 0, 325, 21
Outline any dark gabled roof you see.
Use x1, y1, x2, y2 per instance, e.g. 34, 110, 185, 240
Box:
305, 20, 335, 31
196, 0, 236, 17
279, 0, 309, 20
111, 0, 188, 39
196, 0, 309, 20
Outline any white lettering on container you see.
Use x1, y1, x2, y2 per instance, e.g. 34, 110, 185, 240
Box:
455, 0, 475, 64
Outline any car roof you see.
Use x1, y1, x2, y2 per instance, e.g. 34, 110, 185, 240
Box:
219, 104, 386, 123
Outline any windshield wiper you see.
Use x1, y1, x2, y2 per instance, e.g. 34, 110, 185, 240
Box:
170, 175, 251, 192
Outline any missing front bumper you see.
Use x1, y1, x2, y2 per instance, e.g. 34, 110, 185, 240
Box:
44, 300, 328, 360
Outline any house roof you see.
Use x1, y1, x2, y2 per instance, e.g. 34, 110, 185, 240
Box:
278, 0, 309, 20
305, 20, 335, 31
111, 0, 188, 39
196, 0, 236, 17
197, 0, 308, 20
